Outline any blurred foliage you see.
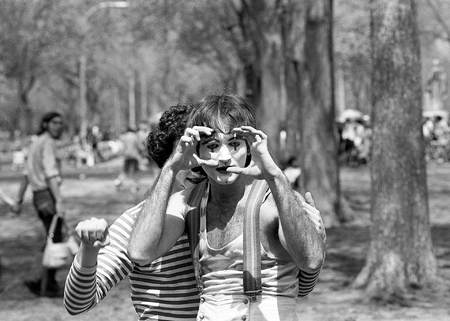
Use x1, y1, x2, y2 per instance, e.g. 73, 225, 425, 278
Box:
0, 0, 448, 138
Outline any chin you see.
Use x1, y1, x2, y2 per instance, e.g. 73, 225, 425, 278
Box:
211, 172, 239, 185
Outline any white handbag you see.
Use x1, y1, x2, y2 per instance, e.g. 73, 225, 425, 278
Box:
42, 215, 79, 269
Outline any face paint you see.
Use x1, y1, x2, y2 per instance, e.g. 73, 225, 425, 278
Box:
198, 132, 247, 185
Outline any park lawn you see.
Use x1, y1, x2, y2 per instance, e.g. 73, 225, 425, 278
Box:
0, 164, 449, 321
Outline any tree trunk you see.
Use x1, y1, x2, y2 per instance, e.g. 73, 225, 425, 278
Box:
237, 0, 285, 160
353, 0, 437, 301
299, 0, 342, 225
282, 1, 305, 165
17, 79, 34, 136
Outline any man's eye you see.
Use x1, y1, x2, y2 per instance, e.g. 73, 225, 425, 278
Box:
206, 143, 219, 151
229, 141, 241, 150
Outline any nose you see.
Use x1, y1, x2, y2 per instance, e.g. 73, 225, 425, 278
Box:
217, 145, 232, 164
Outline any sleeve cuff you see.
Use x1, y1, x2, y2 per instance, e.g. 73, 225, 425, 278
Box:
73, 256, 97, 274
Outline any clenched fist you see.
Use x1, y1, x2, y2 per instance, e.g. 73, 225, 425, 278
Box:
75, 218, 110, 249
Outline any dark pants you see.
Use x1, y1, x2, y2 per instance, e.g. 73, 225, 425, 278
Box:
124, 157, 139, 176
32, 189, 62, 286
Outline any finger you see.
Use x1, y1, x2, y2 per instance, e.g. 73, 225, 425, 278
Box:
185, 128, 201, 141
226, 166, 245, 174
80, 230, 91, 243
235, 126, 267, 139
179, 136, 194, 147
193, 154, 218, 167
304, 192, 315, 207
99, 233, 110, 246
227, 166, 260, 177
192, 126, 214, 136
75, 224, 83, 239
94, 229, 104, 241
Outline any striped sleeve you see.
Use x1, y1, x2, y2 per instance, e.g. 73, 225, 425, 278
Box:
298, 268, 321, 297
64, 203, 142, 315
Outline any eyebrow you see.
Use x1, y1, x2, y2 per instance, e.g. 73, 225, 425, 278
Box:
200, 136, 218, 145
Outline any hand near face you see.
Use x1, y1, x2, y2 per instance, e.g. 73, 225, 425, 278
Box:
226, 126, 281, 179
169, 126, 219, 171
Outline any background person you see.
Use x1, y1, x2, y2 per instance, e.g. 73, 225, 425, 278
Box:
14, 111, 65, 297
115, 126, 141, 191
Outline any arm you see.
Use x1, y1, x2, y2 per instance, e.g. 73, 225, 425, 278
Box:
228, 126, 325, 272
16, 174, 29, 205
266, 174, 325, 272
8, 175, 28, 214
127, 165, 185, 264
64, 210, 136, 315
42, 139, 62, 212
128, 126, 217, 265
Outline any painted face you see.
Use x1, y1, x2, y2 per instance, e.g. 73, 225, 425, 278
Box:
198, 131, 247, 185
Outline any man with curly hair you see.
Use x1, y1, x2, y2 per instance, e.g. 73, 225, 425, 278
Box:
64, 104, 203, 320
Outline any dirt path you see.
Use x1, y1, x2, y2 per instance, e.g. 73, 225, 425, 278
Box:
1, 165, 449, 320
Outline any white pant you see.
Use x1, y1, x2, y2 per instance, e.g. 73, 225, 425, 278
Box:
197, 294, 297, 321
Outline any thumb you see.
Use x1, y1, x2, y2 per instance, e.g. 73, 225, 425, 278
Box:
194, 154, 218, 167
93, 232, 110, 248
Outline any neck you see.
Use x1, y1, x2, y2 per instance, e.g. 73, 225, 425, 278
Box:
208, 176, 253, 205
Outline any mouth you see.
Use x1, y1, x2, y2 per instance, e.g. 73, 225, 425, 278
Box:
216, 166, 230, 174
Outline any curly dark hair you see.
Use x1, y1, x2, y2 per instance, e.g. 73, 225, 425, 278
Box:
147, 104, 196, 168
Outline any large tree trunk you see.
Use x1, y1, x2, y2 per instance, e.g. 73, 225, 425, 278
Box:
282, 1, 305, 165
236, 0, 286, 160
299, 0, 342, 225
353, 0, 437, 300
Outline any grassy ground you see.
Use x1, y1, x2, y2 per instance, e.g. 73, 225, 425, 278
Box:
0, 163, 449, 321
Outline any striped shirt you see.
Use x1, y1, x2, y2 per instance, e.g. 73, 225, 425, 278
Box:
64, 202, 200, 320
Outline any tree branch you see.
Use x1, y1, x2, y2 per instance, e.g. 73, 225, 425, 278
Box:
425, 0, 450, 40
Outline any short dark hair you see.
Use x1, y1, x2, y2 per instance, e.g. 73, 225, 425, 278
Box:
147, 104, 196, 168
186, 94, 256, 132
37, 111, 62, 135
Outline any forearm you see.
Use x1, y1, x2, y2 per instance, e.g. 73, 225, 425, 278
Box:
64, 260, 98, 315
47, 176, 61, 202
267, 171, 325, 271
16, 175, 29, 203
128, 164, 177, 264
76, 243, 100, 268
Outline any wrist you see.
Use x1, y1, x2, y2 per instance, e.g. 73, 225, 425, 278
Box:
263, 166, 284, 181
77, 243, 100, 268
80, 241, 101, 254
163, 159, 183, 175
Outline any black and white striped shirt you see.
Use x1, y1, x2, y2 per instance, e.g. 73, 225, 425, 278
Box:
64, 202, 200, 320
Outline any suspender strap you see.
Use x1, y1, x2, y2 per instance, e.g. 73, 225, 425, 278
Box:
243, 179, 269, 300
186, 179, 269, 297
185, 181, 208, 292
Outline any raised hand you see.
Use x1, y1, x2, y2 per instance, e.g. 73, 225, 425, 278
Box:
75, 218, 110, 249
226, 126, 281, 179
169, 126, 219, 171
